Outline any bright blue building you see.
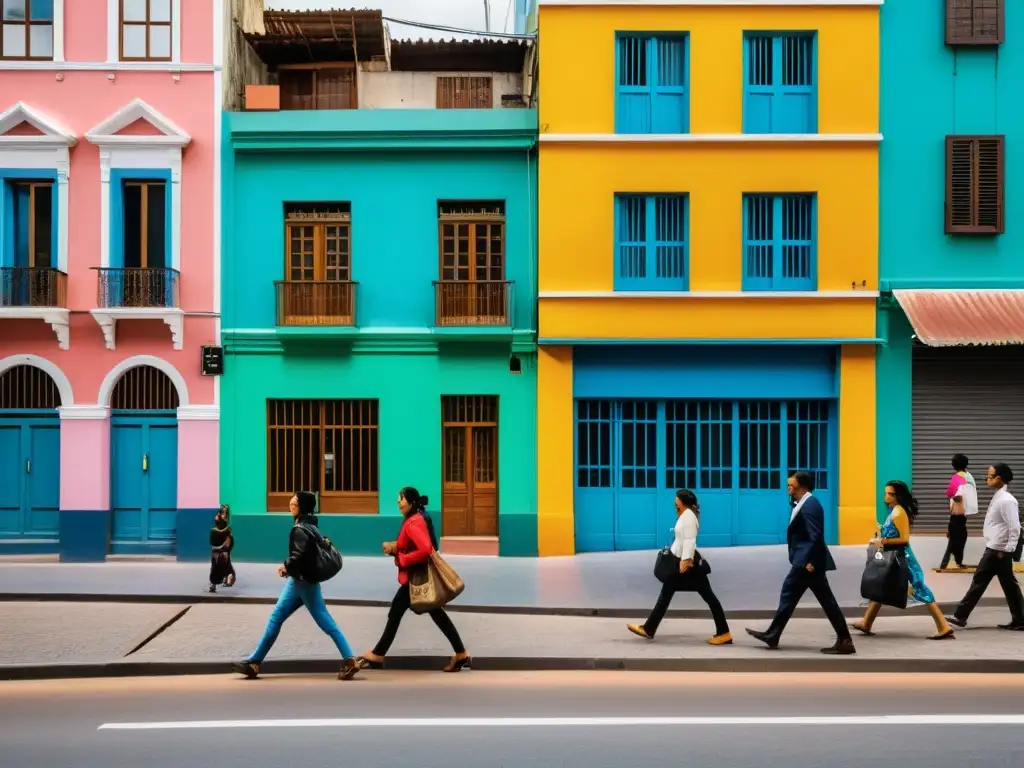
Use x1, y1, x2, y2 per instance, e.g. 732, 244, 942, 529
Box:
878, 0, 1024, 530
220, 14, 539, 560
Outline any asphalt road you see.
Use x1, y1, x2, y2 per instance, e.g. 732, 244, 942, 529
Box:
3, 671, 1024, 768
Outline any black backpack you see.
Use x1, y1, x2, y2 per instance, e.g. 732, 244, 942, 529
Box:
299, 523, 343, 583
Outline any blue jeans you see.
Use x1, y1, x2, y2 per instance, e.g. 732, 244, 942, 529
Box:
248, 578, 354, 663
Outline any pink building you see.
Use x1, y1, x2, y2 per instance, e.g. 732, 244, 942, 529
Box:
0, 0, 221, 561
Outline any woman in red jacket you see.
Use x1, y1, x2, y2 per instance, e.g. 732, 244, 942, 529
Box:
355, 487, 471, 672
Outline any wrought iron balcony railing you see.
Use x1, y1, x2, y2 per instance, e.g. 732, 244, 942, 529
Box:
0, 267, 68, 308
433, 280, 513, 326
275, 280, 357, 326
92, 267, 180, 309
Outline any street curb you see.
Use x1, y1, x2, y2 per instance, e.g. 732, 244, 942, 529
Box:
4, 655, 1024, 681
0, 593, 1009, 621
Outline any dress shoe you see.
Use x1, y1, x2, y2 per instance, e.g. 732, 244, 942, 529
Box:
745, 628, 780, 649
820, 638, 856, 655
997, 622, 1024, 631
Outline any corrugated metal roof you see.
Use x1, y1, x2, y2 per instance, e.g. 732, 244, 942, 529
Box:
894, 290, 1024, 346
390, 37, 529, 73
245, 9, 388, 66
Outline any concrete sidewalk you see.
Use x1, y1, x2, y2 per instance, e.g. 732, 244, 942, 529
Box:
2, 600, 1023, 681
1, 537, 1017, 618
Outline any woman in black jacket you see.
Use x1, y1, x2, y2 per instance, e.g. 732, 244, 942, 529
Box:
232, 491, 359, 680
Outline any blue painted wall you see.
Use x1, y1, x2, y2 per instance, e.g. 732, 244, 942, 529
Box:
225, 150, 536, 333
877, 2, 1024, 502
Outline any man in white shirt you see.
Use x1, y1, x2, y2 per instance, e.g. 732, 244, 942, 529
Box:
945, 463, 1024, 631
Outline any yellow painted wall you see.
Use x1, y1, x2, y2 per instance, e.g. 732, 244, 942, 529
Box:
537, 345, 576, 556
838, 344, 877, 545
538, 5, 879, 134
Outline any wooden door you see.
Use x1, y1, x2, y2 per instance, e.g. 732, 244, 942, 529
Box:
441, 396, 498, 537
438, 203, 506, 324
284, 206, 353, 325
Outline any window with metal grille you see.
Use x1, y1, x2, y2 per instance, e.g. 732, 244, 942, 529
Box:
279, 66, 357, 110
0, 365, 60, 409
743, 33, 816, 134
576, 400, 613, 488
615, 34, 688, 134
614, 194, 688, 291
665, 401, 733, 490
738, 401, 782, 490
786, 400, 830, 491
945, 0, 1004, 46
945, 135, 1004, 235
742, 194, 816, 291
266, 399, 379, 513
110, 366, 180, 411
437, 76, 493, 109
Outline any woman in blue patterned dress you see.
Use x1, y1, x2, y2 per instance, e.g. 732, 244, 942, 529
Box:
851, 480, 955, 640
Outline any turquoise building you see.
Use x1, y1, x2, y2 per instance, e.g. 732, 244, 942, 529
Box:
878, 0, 1024, 530
220, 18, 539, 558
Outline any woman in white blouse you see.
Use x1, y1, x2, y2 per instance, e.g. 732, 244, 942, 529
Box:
628, 489, 733, 645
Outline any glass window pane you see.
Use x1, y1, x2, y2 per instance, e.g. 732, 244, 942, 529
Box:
150, 0, 171, 22
146, 183, 167, 268
2, 24, 26, 56
122, 184, 143, 268
121, 0, 146, 22
149, 24, 170, 59
121, 23, 146, 58
33, 184, 52, 267
2, 0, 26, 22
29, 0, 52, 21
28, 22, 50, 57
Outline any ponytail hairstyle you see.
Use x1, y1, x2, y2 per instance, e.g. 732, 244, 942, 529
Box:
400, 486, 438, 549
676, 488, 700, 519
886, 480, 919, 526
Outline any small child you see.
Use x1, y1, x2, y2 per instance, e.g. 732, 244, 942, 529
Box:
209, 505, 236, 593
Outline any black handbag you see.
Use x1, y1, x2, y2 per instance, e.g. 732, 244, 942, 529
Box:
860, 547, 910, 609
654, 547, 711, 586
300, 524, 344, 584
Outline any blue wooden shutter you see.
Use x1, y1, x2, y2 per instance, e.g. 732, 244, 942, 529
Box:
743, 36, 775, 133
652, 195, 687, 289
616, 36, 652, 133
777, 195, 815, 290
776, 36, 815, 133
652, 37, 688, 133
614, 195, 648, 289
742, 194, 775, 290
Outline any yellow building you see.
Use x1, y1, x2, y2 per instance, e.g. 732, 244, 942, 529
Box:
536, 0, 881, 556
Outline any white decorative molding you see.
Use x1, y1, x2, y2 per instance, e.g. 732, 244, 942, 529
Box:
0, 353, 74, 405
97, 354, 190, 407
0, 309, 71, 349
177, 404, 220, 421
52, 0, 66, 63
0, 62, 217, 72
539, 133, 883, 144
539, 290, 880, 299
59, 405, 110, 421
537, 0, 882, 6
0, 102, 76, 273
107, 0, 182, 65
90, 308, 185, 351
212, 0, 223, 408
87, 99, 190, 272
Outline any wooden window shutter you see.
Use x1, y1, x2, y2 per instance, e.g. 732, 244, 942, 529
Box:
945, 135, 1005, 235
436, 76, 494, 109
945, 0, 1004, 46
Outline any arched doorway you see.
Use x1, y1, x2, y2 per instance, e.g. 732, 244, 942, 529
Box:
109, 365, 180, 554
0, 365, 61, 543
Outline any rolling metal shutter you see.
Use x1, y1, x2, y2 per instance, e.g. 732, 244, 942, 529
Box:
912, 345, 1024, 533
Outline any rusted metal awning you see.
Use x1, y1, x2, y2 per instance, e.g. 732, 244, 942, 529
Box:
893, 289, 1024, 346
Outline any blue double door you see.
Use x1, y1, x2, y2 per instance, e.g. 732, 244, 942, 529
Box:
0, 416, 60, 542
110, 415, 178, 554
574, 399, 835, 552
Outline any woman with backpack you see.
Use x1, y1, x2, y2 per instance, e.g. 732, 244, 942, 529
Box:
354, 486, 472, 673
231, 491, 360, 680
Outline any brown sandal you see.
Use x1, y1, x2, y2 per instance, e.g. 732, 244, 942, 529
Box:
444, 655, 471, 673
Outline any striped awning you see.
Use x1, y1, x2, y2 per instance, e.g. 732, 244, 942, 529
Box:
893, 289, 1024, 347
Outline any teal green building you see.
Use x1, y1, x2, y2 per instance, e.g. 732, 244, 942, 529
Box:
221, 105, 539, 558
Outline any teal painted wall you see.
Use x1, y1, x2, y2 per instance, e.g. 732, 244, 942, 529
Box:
221, 112, 540, 558
877, 3, 1024, 498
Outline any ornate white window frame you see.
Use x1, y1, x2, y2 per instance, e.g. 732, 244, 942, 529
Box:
85, 99, 190, 351
107, 0, 182, 65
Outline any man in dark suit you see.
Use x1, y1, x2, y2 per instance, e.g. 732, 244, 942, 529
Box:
746, 471, 855, 655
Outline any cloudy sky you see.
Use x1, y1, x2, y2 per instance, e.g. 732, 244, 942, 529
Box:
265, 0, 519, 39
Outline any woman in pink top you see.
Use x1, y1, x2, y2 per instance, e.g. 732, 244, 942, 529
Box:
941, 454, 975, 569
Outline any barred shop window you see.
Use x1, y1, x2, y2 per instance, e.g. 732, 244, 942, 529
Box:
945, 0, 1004, 46
945, 135, 1004, 235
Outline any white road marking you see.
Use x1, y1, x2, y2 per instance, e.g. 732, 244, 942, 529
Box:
98, 715, 1024, 731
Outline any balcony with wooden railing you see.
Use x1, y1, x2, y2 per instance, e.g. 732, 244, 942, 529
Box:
0, 267, 68, 309
275, 281, 357, 326
434, 280, 513, 326
93, 267, 180, 309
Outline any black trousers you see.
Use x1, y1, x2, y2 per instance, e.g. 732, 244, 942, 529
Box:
766, 566, 850, 641
953, 547, 1024, 624
372, 582, 466, 656
643, 574, 730, 638
940, 515, 968, 568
